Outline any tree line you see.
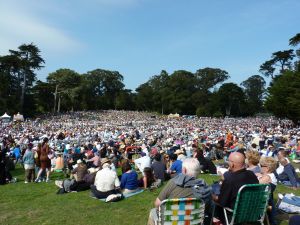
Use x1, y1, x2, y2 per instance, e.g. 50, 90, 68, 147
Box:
0, 33, 299, 122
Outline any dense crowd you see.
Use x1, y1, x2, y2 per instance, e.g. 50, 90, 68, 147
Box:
1, 110, 300, 225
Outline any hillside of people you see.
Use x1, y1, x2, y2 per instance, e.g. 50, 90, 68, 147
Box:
1, 111, 300, 224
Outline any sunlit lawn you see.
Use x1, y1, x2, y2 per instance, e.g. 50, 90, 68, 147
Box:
0, 163, 299, 225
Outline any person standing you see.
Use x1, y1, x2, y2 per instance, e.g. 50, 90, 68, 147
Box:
23, 143, 35, 183
35, 138, 51, 182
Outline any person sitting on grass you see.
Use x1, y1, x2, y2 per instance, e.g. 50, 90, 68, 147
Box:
256, 156, 277, 225
167, 153, 182, 177
276, 157, 300, 189
245, 150, 261, 174
139, 167, 156, 189
151, 153, 166, 182
193, 147, 217, 174
90, 158, 121, 199
71, 159, 88, 182
120, 160, 139, 193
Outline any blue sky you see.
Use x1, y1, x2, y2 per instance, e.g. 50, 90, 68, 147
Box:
0, 0, 299, 90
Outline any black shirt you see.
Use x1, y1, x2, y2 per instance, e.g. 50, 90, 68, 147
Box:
218, 168, 259, 209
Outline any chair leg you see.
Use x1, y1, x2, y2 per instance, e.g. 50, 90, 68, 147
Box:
223, 208, 229, 225
264, 215, 270, 225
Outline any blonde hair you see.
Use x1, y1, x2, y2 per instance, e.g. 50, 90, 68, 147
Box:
260, 157, 277, 172
245, 150, 260, 166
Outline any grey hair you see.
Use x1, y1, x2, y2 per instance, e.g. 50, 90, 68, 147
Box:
182, 158, 201, 178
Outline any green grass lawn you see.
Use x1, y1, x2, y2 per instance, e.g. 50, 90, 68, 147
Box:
0, 165, 300, 225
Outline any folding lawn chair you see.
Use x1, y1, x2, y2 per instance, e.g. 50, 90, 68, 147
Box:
220, 184, 271, 225
156, 198, 205, 225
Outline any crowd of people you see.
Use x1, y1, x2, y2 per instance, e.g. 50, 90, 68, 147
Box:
0, 110, 300, 224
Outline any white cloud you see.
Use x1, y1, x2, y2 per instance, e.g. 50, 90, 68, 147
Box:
0, 0, 83, 55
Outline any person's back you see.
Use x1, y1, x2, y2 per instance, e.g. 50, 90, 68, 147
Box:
217, 152, 259, 209
147, 158, 211, 225
95, 166, 119, 192
151, 154, 166, 181
218, 168, 258, 208
121, 170, 138, 190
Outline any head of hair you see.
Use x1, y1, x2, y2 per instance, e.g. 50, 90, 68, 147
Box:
43, 137, 49, 144
194, 149, 204, 159
121, 160, 132, 173
245, 150, 260, 166
278, 149, 287, 158
279, 157, 288, 166
260, 156, 277, 172
169, 153, 177, 161
154, 153, 161, 161
182, 158, 200, 178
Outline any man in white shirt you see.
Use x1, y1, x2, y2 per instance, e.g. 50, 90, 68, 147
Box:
90, 158, 121, 199
134, 152, 151, 175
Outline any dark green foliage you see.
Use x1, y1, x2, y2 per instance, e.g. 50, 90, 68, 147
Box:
241, 75, 266, 115
217, 83, 247, 116
265, 71, 300, 123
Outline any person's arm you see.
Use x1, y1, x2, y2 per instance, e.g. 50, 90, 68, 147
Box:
217, 178, 232, 207
154, 198, 161, 208
154, 180, 174, 208
120, 173, 126, 189
143, 176, 147, 189
114, 173, 120, 188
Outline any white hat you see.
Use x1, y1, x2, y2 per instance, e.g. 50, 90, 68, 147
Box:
77, 159, 83, 164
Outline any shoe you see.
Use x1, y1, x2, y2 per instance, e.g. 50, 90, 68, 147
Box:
35, 178, 41, 183
24, 181, 28, 184
46, 179, 50, 183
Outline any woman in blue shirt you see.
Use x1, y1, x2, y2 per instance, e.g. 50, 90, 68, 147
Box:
120, 161, 139, 194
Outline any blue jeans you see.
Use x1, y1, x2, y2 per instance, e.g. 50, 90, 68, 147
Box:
282, 181, 300, 188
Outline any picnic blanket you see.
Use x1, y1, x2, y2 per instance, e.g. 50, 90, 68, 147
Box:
278, 193, 300, 213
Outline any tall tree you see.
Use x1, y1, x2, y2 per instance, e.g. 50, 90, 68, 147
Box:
0, 55, 21, 114
217, 83, 246, 116
289, 33, 300, 47
9, 43, 44, 113
84, 69, 125, 109
265, 71, 300, 123
47, 69, 82, 112
241, 75, 266, 115
260, 50, 295, 79
289, 33, 300, 72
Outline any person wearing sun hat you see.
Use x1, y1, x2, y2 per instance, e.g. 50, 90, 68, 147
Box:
90, 158, 121, 199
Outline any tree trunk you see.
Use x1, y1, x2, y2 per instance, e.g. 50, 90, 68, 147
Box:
20, 71, 26, 113
53, 84, 58, 113
57, 95, 61, 113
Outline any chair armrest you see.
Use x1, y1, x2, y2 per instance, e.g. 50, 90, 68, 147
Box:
224, 207, 233, 212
